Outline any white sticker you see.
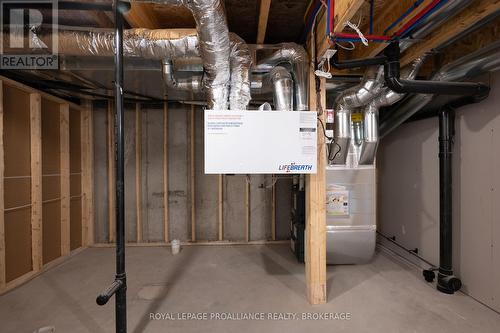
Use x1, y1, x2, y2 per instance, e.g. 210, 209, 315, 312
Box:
326, 185, 350, 216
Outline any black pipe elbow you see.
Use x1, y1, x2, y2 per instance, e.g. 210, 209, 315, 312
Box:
385, 75, 490, 96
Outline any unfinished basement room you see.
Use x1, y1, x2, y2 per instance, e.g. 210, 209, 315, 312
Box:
1, 0, 500, 332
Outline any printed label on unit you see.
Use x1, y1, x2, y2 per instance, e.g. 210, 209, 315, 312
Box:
326, 184, 350, 216
204, 110, 317, 174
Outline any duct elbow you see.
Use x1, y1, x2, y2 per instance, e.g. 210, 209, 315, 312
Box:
330, 106, 351, 165
256, 43, 309, 111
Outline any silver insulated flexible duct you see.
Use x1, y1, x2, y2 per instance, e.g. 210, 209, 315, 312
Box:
358, 57, 425, 165
35, 28, 252, 108
255, 43, 309, 111
229, 34, 252, 110
330, 66, 385, 165
130, 0, 231, 109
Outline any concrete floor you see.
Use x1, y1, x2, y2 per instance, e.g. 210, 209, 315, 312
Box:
1, 245, 499, 333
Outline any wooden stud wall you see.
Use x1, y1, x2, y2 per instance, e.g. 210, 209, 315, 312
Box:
97, 104, 286, 246
0, 76, 91, 295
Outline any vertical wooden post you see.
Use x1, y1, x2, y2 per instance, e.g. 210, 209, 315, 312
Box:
305, 39, 327, 304
218, 175, 223, 241
163, 102, 169, 243
272, 175, 276, 241
30, 93, 42, 272
81, 100, 94, 246
135, 103, 142, 242
107, 101, 116, 242
60, 104, 70, 256
0, 81, 5, 291
190, 105, 196, 242
245, 177, 250, 242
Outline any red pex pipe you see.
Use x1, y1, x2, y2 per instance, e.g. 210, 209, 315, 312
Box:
394, 0, 441, 36
329, 0, 335, 34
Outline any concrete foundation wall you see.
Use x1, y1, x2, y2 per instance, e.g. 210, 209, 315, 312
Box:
93, 103, 290, 244
378, 71, 500, 312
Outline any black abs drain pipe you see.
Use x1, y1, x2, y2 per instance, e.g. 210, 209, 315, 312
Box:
96, 2, 130, 333
436, 107, 462, 294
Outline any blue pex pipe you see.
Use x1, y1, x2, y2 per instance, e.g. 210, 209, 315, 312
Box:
399, 0, 449, 38
383, 0, 425, 35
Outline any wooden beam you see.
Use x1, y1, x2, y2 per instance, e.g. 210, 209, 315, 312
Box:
190, 105, 196, 242
316, 0, 365, 58
257, 0, 272, 44
135, 103, 142, 243
124, 2, 160, 28
352, 0, 435, 59
107, 101, 115, 243
81, 100, 94, 246
401, 0, 500, 66
218, 175, 223, 241
30, 93, 43, 272
305, 34, 327, 305
163, 103, 169, 243
0, 80, 5, 292
60, 104, 70, 256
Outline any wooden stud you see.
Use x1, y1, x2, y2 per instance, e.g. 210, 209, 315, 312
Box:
107, 101, 116, 243
30, 93, 43, 272
316, 0, 365, 58
60, 104, 70, 256
135, 103, 142, 242
163, 103, 169, 243
272, 175, 276, 241
257, 0, 272, 44
0, 80, 5, 292
245, 176, 250, 242
190, 105, 196, 242
218, 175, 223, 241
305, 33, 327, 305
401, 0, 500, 66
81, 100, 94, 246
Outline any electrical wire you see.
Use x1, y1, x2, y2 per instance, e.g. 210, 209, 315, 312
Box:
317, 117, 342, 162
